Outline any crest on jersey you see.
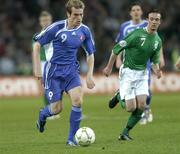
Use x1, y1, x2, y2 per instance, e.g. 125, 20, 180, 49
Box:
80, 35, 84, 41
154, 41, 159, 50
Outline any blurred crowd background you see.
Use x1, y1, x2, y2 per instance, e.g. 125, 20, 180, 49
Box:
0, 0, 180, 75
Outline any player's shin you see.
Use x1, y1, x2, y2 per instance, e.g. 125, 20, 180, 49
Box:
146, 90, 152, 109
67, 106, 82, 143
122, 109, 143, 135
39, 105, 53, 122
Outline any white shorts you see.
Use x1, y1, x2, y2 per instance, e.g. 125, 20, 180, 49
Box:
119, 66, 149, 100
41, 61, 46, 76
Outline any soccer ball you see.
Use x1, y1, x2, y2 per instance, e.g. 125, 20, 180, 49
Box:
75, 127, 95, 146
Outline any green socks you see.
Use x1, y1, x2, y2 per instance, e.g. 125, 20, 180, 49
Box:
122, 109, 143, 135
116, 93, 126, 109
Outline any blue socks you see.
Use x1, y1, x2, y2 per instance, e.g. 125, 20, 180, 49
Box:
39, 105, 53, 121
67, 106, 82, 142
146, 90, 152, 109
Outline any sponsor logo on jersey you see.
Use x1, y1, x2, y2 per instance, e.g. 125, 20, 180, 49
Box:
119, 40, 127, 47
72, 31, 76, 36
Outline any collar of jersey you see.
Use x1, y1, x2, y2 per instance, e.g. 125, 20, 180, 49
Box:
130, 20, 146, 26
64, 19, 82, 31
144, 27, 157, 35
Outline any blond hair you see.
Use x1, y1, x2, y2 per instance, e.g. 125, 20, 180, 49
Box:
65, 0, 85, 14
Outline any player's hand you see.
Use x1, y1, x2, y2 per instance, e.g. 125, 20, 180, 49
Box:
175, 61, 180, 69
37, 77, 44, 86
160, 59, 165, 68
155, 70, 162, 79
103, 66, 112, 77
86, 76, 95, 89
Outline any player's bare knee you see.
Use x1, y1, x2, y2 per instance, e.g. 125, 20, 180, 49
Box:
126, 104, 136, 112
125, 100, 136, 112
126, 106, 136, 112
138, 102, 146, 110
72, 95, 82, 107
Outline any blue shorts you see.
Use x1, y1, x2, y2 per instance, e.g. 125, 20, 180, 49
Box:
43, 62, 81, 103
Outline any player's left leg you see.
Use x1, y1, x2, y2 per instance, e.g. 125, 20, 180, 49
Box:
145, 90, 153, 122
67, 86, 83, 146
119, 98, 137, 140
120, 95, 147, 141
139, 71, 153, 125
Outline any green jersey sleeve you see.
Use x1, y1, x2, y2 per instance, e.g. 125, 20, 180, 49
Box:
113, 31, 135, 55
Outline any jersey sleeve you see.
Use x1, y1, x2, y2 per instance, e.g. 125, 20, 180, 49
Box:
113, 31, 135, 55
82, 27, 95, 56
115, 24, 124, 43
34, 24, 58, 46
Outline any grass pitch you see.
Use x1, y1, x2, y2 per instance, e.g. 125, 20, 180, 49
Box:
0, 93, 180, 154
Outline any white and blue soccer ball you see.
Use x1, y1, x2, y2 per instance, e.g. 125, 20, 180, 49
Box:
75, 127, 95, 146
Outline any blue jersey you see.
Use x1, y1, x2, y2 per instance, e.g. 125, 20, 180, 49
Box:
115, 20, 148, 43
35, 20, 95, 65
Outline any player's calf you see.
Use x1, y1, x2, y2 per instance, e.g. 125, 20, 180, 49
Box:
51, 102, 63, 114
36, 101, 63, 133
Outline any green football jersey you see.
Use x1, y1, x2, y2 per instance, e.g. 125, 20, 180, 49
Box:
113, 28, 162, 70
32, 33, 46, 61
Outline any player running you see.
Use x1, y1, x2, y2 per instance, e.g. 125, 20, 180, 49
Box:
32, 0, 95, 146
103, 9, 162, 140
108, 4, 165, 125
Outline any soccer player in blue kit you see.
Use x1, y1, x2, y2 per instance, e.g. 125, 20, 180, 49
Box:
32, 0, 95, 146
108, 3, 165, 125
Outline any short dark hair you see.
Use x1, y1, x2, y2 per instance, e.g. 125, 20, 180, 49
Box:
147, 9, 161, 15
129, 2, 142, 11
65, 0, 85, 14
39, 11, 52, 18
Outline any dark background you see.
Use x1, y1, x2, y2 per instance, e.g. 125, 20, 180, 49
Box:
0, 0, 179, 75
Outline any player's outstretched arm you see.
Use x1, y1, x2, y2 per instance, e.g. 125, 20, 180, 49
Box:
86, 54, 95, 89
152, 63, 162, 79
103, 52, 117, 77
32, 42, 42, 79
175, 57, 180, 69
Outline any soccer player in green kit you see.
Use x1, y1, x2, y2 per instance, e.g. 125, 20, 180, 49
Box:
103, 10, 162, 140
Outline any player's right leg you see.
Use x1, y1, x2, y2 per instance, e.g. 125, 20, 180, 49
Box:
108, 66, 126, 109
36, 63, 63, 133
36, 100, 63, 133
